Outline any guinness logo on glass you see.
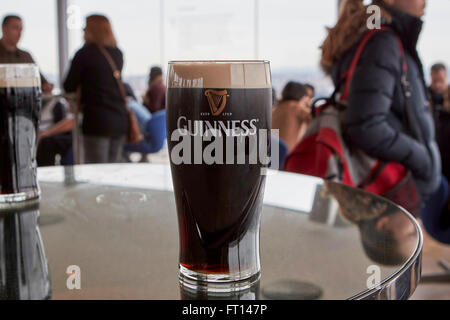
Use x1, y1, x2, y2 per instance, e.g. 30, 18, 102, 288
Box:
205, 89, 230, 116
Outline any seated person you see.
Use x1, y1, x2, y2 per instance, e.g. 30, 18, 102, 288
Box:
272, 81, 312, 152
420, 175, 450, 245
123, 83, 166, 157
37, 96, 74, 166
429, 64, 450, 182
123, 83, 150, 133
143, 66, 166, 113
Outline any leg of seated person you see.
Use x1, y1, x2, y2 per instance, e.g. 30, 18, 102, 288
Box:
37, 134, 73, 166
128, 100, 152, 132
127, 139, 160, 154
37, 136, 59, 166
421, 175, 450, 244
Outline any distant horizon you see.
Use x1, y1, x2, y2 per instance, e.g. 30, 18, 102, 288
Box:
2, 0, 449, 88
43, 64, 335, 98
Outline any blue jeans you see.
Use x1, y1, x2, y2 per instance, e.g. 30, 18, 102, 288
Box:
127, 99, 151, 133
420, 175, 450, 244
125, 101, 166, 155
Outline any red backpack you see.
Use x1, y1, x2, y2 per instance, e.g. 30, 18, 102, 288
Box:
284, 27, 421, 216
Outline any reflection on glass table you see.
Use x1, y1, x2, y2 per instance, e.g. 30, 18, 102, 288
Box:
6, 163, 421, 300
0, 202, 51, 300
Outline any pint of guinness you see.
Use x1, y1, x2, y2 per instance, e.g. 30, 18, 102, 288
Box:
0, 64, 41, 206
166, 61, 272, 291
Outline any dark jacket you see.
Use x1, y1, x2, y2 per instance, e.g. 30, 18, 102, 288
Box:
64, 43, 128, 137
435, 109, 450, 181
143, 82, 166, 113
332, 7, 441, 198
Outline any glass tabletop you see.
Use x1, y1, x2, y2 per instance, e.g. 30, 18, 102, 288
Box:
0, 164, 422, 300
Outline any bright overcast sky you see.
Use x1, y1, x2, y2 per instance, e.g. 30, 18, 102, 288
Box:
0, 0, 449, 78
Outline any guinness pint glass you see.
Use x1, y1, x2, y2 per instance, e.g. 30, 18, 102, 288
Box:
166, 61, 272, 291
0, 64, 41, 206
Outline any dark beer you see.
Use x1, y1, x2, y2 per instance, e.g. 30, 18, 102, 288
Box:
0, 64, 41, 204
0, 203, 51, 299
166, 61, 272, 291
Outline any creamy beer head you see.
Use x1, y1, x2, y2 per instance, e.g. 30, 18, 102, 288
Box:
0, 63, 41, 88
168, 60, 271, 89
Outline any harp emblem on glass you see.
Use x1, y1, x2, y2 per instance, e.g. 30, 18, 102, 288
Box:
205, 89, 230, 116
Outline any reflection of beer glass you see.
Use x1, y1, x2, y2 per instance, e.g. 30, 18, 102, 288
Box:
0, 203, 51, 299
180, 280, 260, 300
166, 61, 272, 291
0, 64, 41, 205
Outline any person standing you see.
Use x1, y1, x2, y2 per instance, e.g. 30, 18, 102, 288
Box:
64, 15, 128, 164
429, 63, 450, 182
0, 14, 53, 93
428, 63, 448, 110
320, 0, 449, 243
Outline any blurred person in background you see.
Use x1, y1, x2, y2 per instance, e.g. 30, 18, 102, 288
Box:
321, 0, 449, 244
428, 63, 448, 110
64, 14, 128, 164
124, 82, 151, 134
143, 66, 166, 113
429, 63, 450, 182
122, 83, 166, 162
272, 81, 311, 152
304, 83, 315, 107
37, 96, 73, 166
0, 14, 53, 93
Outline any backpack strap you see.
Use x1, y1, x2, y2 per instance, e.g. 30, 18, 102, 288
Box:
340, 26, 398, 102
313, 27, 396, 116
339, 27, 425, 188
321, 26, 423, 145
338, 26, 424, 141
